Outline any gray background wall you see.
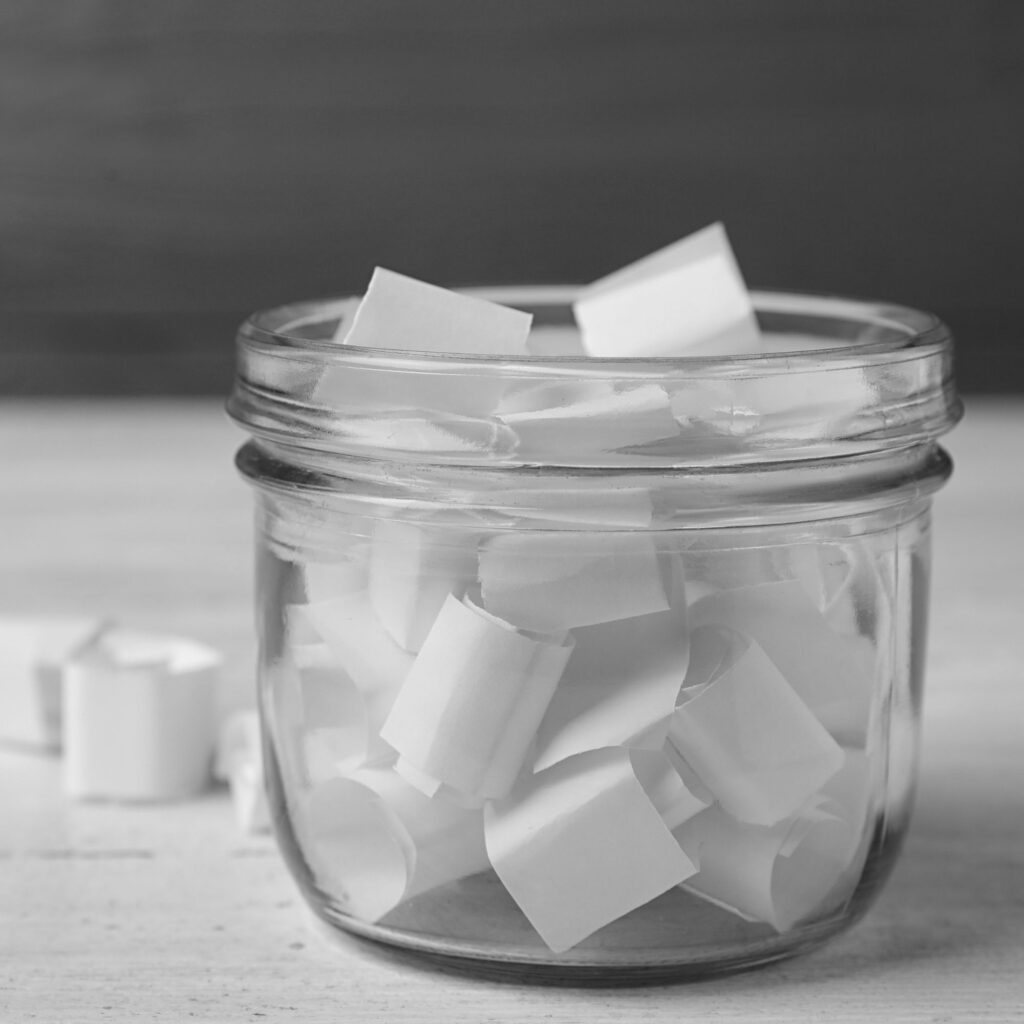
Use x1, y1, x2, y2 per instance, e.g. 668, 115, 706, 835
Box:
2, 1, 1022, 395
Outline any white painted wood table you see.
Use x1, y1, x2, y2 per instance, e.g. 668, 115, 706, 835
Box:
1, 399, 1022, 1023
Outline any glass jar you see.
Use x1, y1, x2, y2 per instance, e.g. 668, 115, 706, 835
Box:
228, 288, 960, 983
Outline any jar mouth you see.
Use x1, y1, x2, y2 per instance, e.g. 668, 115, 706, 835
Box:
228, 287, 961, 469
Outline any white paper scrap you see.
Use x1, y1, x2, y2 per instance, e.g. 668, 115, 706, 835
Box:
667, 631, 843, 826
0, 617, 106, 751
485, 747, 699, 953
339, 267, 533, 355
689, 580, 876, 746
213, 711, 272, 833
368, 519, 478, 652
380, 595, 574, 802
479, 533, 671, 634
62, 629, 221, 801
227, 758, 272, 834
302, 767, 488, 922
675, 804, 853, 932
574, 223, 761, 358
214, 709, 262, 782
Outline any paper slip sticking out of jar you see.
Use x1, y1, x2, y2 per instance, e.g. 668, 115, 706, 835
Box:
380, 595, 574, 803
302, 767, 489, 923
338, 267, 533, 355
214, 710, 271, 834
573, 223, 761, 358
667, 629, 843, 826
0, 616, 107, 751
479, 533, 671, 634
485, 748, 701, 953
675, 801, 853, 932
63, 629, 221, 801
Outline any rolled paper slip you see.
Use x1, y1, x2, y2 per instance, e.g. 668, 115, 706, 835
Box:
338, 266, 533, 355
479, 533, 671, 634
294, 594, 414, 695
484, 748, 700, 953
62, 629, 220, 801
667, 630, 843, 826
499, 383, 680, 457
532, 585, 690, 771
302, 767, 488, 923
689, 580, 876, 746
368, 519, 478, 653
380, 595, 574, 802
573, 222, 761, 358
675, 804, 853, 932
0, 616, 106, 751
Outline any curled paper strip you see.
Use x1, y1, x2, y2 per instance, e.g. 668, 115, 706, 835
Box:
62, 629, 220, 801
339, 267, 533, 355
368, 519, 478, 653
380, 595, 574, 802
485, 748, 700, 953
574, 222, 761, 358
689, 580, 876, 746
479, 533, 671, 634
667, 629, 843, 826
302, 767, 488, 923
675, 803, 853, 932
499, 383, 680, 457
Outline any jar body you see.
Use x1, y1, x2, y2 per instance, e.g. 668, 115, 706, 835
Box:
250, 473, 933, 981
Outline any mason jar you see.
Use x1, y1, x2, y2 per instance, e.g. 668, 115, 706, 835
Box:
228, 288, 960, 983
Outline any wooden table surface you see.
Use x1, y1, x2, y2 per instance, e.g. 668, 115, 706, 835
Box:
1, 398, 1022, 1023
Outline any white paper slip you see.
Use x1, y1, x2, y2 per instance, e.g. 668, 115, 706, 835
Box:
574, 223, 761, 358
485, 747, 699, 953
214, 709, 262, 782
338, 267, 533, 355
675, 803, 853, 932
667, 630, 843, 826
0, 617, 107, 751
213, 711, 272, 834
689, 580, 876, 746
479, 533, 671, 634
368, 520, 478, 653
532, 596, 690, 771
302, 767, 488, 923
380, 595, 574, 802
62, 629, 221, 802
500, 383, 680, 457
227, 758, 272, 835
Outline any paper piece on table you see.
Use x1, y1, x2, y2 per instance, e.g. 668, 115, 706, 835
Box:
485, 747, 699, 953
675, 803, 852, 932
0, 617, 107, 751
338, 267, 533, 355
295, 593, 414, 695
302, 766, 488, 922
532, 566, 689, 770
213, 711, 271, 833
380, 595, 574, 802
368, 519, 478, 652
499, 383, 680, 456
573, 223, 761, 358
479, 533, 671, 634
62, 629, 221, 801
689, 580, 876, 746
667, 630, 843, 826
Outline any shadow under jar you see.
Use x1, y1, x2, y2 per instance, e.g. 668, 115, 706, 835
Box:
228, 288, 960, 984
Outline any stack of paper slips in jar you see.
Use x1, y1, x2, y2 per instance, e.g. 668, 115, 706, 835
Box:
279, 224, 878, 953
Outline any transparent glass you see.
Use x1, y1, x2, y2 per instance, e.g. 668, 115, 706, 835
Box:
229, 289, 959, 983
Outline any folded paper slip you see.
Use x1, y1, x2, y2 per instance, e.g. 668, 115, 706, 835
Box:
62, 629, 221, 801
479, 533, 671, 634
675, 803, 853, 932
485, 748, 701, 953
302, 768, 488, 923
667, 629, 843, 826
0, 616, 106, 751
338, 267, 533, 355
368, 519, 478, 653
380, 595, 574, 802
573, 222, 761, 358
689, 580, 876, 746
